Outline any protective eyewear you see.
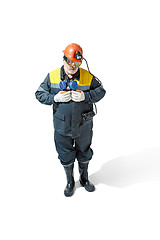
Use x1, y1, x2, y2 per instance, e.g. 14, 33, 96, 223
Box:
66, 58, 82, 68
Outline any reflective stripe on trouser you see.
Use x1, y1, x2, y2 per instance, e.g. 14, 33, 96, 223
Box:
54, 127, 93, 165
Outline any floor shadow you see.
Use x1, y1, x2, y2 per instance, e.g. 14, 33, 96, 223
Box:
89, 148, 160, 188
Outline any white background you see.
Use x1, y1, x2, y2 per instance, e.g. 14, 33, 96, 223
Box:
1, 0, 160, 239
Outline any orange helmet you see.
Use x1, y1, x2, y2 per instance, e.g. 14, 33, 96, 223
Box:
63, 43, 83, 62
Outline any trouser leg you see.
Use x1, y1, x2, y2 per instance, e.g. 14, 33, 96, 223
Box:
54, 130, 76, 165
75, 126, 93, 163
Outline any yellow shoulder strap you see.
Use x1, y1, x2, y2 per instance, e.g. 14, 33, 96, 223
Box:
79, 68, 93, 86
49, 68, 61, 84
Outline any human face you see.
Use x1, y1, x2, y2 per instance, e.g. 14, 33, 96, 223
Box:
63, 59, 80, 76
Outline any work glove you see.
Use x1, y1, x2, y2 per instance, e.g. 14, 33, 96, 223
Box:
54, 91, 71, 102
71, 90, 85, 102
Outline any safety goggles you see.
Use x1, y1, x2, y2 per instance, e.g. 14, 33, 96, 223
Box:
66, 58, 82, 68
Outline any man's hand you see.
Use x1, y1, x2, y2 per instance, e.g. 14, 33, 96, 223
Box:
71, 90, 85, 102
54, 91, 71, 102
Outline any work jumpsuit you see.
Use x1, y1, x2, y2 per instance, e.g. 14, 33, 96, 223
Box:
35, 66, 106, 165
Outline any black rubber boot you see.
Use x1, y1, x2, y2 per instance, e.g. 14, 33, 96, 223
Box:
78, 162, 95, 192
63, 163, 75, 197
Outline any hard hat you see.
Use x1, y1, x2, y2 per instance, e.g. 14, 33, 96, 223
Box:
63, 43, 83, 62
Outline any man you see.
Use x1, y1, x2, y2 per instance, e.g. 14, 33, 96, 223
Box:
35, 43, 106, 197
